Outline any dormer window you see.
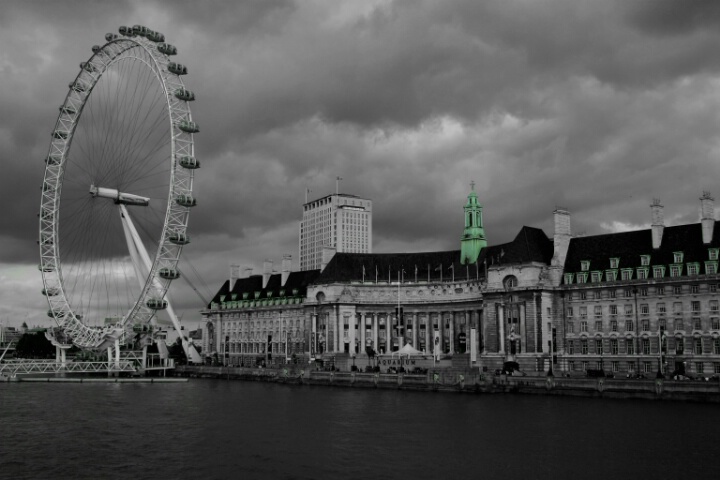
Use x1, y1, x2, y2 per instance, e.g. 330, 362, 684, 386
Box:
610, 258, 619, 269
687, 263, 700, 276
640, 255, 651, 266
673, 252, 684, 264
580, 261, 590, 272
621, 268, 633, 281
637, 268, 649, 280
710, 248, 719, 261
254, 291, 261, 299
605, 270, 617, 282
670, 265, 682, 277
564, 273, 575, 284
706, 261, 718, 275
591, 271, 602, 283
279, 289, 286, 297
577, 272, 588, 284
219, 295, 226, 302
242, 292, 249, 300
653, 266, 665, 278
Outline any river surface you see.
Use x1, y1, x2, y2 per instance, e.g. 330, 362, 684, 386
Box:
1, 379, 719, 479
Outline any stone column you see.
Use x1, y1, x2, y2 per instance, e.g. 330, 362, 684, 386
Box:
412, 312, 418, 347
360, 312, 366, 354
449, 312, 455, 354
372, 313, 378, 352
426, 314, 431, 353
335, 308, 341, 353
498, 303, 506, 354
349, 313, 356, 354
520, 302, 526, 353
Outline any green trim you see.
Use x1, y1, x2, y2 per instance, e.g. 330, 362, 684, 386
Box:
460, 185, 487, 265
580, 260, 590, 272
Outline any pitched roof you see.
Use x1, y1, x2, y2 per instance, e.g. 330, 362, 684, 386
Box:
207, 270, 321, 307
315, 226, 553, 284
563, 221, 720, 278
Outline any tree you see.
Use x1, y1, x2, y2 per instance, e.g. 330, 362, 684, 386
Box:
168, 337, 187, 365
14, 332, 55, 359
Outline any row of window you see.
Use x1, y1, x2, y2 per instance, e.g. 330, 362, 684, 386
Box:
579, 250, 719, 272
569, 284, 717, 300
568, 317, 720, 333
567, 262, 719, 285
567, 360, 720, 374
568, 300, 719, 318
567, 337, 720, 355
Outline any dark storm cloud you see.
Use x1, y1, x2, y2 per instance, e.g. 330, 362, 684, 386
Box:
4, 0, 720, 326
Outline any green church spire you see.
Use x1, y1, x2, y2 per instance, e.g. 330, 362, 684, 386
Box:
460, 181, 487, 265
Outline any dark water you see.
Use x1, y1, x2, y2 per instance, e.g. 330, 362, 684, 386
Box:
1, 380, 719, 480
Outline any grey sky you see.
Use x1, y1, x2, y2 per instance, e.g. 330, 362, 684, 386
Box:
2, 0, 720, 328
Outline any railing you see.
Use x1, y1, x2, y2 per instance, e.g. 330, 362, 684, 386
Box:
0, 359, 136, 377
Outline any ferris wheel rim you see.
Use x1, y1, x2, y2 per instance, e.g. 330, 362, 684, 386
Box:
39, 27, 197, 349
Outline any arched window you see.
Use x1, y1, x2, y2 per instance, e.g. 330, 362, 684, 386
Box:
503, 275, 518, 291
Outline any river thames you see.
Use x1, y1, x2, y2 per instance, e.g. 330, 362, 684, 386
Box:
1, 380, 719, 479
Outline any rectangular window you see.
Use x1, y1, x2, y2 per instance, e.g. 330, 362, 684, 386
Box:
609, 289, 616, 298
626, 340, 635, 355
676, 338, 684, 354
581, 260, 590, 271
581, 339, 588, 354
624, 288, 633, 298
712, 318, 720, 330
582, 361, 589, 371
641, 319, 650, 331
642, 338, 650, 354
593, 290, 602, 299
606, 270, 617, 282
653, 266, 665, 279
644, 362, 652, 373
673, 302, 683, 314
657, 286, 665, 296
692, 301, 701, 312
659, 318, 666, 330
711, 284, 718, 293
711, 301, 719, 312
694, 318, 702, 331
640, 304, 649, 315
674, 319, 684, 331
568, 360, 575, 371
674, 252, 684, 263
696, 362, 704, 374
670, 265, 682, 277
640, 255, 651, 266
568, 342, 575, 355
624, 304, 633, 316
567, 322, 574, 333
687, 263, 699, 276
594, 305, 602, 317
596, 361, 603, 370
657, 302, 666, 314
595, 339, 603, 354
611, 320, 618, 332
564, 273, 574, 284
714, 339, 720, 354
612, 361, 619, 372
625, 320, 634, 331
611, 339, 619, 355
673, 285, 682, 295
694, 338, 703, 354
705, 262, 717, 275
609, 304, 618, 315
580, 307, 587, 318
567, 307, 574, 317
610, 258, 620, 269
691, 284, 699, 294
640, 287, 648, 296
621, 269, 633, 281
595, 320, 602, 331
591, 271, 602, 283
577, 273, 588, 284
581, 321, 588, 332
711, 248, 719, 261
580, 291, 587, 300
628, 361, 636, 372
637, 268, 648, 280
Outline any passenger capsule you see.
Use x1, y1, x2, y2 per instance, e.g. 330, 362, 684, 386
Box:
59, 105, 77, 115
92, 45, 101, 54
53, 130, 69, 140
42, 288, 59, 296
119, 26, 133, 36
105, 33, 119, 42
175, 194, 197, 207
48, 309, 65, 318
174, 88, 195, 101
157, 43, 177, 55
147, 31, 165, 42
132, 25, 149, 37
46, 154, 62, 166
168, 232, 190, 245
159, 268, 181, 280
146, 298, 168, 310
178, 120, 199, 133
168, 62, 188, 75
178, 156, 200, 169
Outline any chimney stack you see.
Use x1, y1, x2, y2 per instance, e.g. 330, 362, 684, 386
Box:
229, 264, 240, 288
281, 254, 292, 286
262, 259, 273, 288
551, 207, 571, 267
320, 246, 337, 272
244, 267, 253, 278
651, 199, 664, 249
701, 191, 715, 244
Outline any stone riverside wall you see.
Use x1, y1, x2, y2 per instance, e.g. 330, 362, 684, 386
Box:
174, 366, 720, 402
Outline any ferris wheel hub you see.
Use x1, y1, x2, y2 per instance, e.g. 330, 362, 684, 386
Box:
89, 185, 150, 206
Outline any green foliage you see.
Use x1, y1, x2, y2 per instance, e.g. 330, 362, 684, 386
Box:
14, 332, 55, 359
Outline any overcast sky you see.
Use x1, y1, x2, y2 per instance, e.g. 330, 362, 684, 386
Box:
2, 0, 720, 329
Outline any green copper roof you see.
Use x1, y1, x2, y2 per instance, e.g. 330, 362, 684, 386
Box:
460, 182, 486, 265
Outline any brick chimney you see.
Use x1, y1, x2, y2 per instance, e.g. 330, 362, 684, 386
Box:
243, 267, 253, 278
281, 254, 292, 286
262, 259, 273, 288
551, 207, 571, 268
651, 199, 664, 249
701, 192, 715, 244
320, 245, 336, 272
229, 264, 240, 288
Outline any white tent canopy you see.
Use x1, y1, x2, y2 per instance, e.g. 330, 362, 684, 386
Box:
391, 343, 424, 356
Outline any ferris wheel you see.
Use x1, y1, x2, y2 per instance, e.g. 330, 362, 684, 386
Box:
39, 25, 200, 353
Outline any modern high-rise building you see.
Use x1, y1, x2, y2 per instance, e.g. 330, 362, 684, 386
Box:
299, 193, 372, 271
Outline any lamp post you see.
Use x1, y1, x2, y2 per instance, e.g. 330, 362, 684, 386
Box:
352, 354, 356, 372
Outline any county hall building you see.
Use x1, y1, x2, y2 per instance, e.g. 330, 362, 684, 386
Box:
200, 187, 720, 378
